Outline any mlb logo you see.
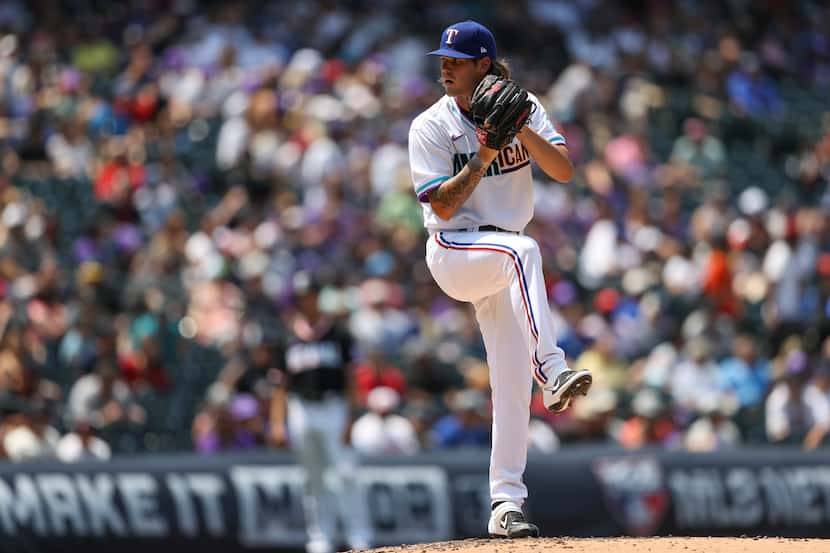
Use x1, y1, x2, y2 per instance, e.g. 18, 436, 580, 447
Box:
592, 455, 669, 536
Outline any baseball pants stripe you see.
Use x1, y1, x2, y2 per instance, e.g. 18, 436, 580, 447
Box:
434, 231, 548, 384
426, 230, 570, 504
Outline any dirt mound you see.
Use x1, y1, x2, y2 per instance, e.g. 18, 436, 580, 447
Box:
353, 536, 823, 553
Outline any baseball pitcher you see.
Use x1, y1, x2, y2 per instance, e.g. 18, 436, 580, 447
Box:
408, 20, 593, 538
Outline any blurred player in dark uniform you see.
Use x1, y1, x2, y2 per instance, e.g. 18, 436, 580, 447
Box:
269, 272, 372, 553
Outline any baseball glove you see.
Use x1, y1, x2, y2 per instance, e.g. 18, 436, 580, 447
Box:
470, 74, 534, 150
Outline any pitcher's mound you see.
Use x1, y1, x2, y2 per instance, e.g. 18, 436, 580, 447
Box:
355, 536, 823, 553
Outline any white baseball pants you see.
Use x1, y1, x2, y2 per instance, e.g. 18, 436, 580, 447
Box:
287, 394, 372, 551
426, 230, 569, 505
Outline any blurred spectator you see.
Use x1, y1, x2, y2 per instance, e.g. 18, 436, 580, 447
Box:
400, 399, 439, 450
684, 394, 742, 452
430, 389, 491, 449
118, 330, 170, 393
618, 388, 680, 449
93, 138, 147, 203
407, 351, 465, 405
671, 117, 726, 182
804, 357, 830, 449
192, 397, 231, 453
766, 351, 830, 446
670, 337, 720, 413
0, 400, 60, 462
193, 390, 266, 453
351, 386, 419, 456
353, 348, 406, 407
569, 387, 619, 442
229, 393, 266, 448
55, 417, 112, 462
717, 333, 771, 436
727, 52, 782, 118
46, 118, 94, 179
219, 340, 281, 399
574, 332, 627, 394
66, 359, 146, 434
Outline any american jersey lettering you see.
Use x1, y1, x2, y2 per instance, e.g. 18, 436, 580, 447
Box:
452, 142, 531, 177
408, 91, 565, 232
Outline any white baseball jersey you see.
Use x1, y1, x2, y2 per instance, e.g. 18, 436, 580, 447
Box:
408, 92, 565, 232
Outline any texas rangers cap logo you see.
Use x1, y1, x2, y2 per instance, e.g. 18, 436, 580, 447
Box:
427, 20, 497, 60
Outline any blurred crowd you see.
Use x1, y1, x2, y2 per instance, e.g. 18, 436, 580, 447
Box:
1, 0, 830, 463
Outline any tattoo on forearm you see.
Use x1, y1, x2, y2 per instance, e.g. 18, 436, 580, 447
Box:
429, 155, 490, 212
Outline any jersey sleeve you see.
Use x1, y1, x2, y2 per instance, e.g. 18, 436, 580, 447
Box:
408, 121, 453, 203
527, 93, 566, 146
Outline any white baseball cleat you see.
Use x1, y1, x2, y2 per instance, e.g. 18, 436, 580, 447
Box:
487, 502, 539, 538
543, 369, 592, 413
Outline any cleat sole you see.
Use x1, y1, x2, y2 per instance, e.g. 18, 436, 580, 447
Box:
547, 373, 593, 413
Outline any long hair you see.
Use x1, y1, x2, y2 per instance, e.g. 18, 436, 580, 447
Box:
488, 57, 511, 80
